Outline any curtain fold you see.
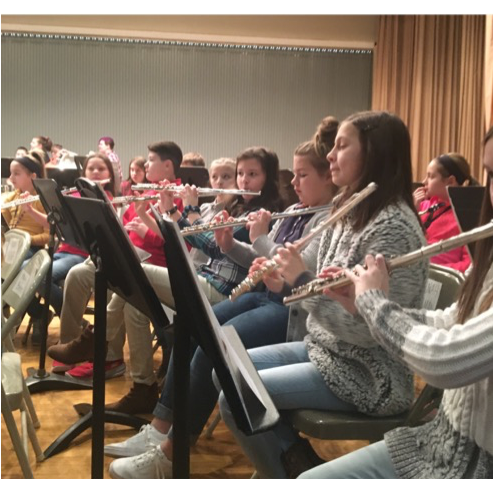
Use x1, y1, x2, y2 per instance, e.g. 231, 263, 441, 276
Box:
372, 15, 486, 185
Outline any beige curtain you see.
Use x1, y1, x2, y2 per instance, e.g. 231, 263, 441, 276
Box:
373, 15, 486, 185
485, 16, 493, 131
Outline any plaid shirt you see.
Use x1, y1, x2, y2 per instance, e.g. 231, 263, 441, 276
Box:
177, 211, 255, 296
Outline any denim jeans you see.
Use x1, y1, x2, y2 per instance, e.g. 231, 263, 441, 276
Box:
218, 341, 357, 479
27, 251, 86, 317
153, 291, 290, 440
49, 252, 87, 314
298, 440, 397, 479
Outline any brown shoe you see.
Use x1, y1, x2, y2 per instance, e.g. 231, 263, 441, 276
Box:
47, 326, 98, 364
105, 382, 158, 415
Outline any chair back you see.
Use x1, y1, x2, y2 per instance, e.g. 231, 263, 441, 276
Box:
1, 229, 31, 292
1, 249, 51, 343
427, 263, 465, 310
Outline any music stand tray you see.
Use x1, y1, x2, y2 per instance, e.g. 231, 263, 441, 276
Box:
448, 185, 485, 260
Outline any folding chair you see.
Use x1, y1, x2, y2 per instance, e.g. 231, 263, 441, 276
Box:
1, 249, 51, 478
1, 228, 31, 292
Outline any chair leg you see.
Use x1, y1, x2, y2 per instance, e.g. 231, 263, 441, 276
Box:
203, 411, 221, 439
22, 380, 41, 429
21, 316, 33, 346
22, 399, 44, 462
1, 386, 34, 478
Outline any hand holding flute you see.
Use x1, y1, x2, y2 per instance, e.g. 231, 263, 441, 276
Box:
321, 256, 389, 315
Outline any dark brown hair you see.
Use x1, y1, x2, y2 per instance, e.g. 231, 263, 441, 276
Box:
336, 111, 420, 232
457, 127, 493, 323
148, 141, 183, 177
229, 147, 283, 217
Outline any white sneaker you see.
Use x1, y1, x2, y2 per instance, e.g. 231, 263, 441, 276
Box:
104, 424, 168, 457
109, 446, 172, 479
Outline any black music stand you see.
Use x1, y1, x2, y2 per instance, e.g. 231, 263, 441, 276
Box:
153, 206, 279, 479
46, 167, 81, 190
42, 192, 169, 479
177, 166, 210, 187
1, 157, 13, 179
25, 179, 92, 393
73, 156, 87, 173
448, 186, 485, 260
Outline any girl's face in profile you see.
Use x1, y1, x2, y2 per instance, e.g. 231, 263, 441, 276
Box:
423, 159, 457, 200
327, 122, 364, 192
291, 155, 332, 207
9, 161, 35, 193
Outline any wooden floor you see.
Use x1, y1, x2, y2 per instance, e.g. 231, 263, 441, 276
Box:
1, 315, 367, 479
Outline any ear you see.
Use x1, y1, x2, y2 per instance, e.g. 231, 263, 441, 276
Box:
446, 175, 459, 187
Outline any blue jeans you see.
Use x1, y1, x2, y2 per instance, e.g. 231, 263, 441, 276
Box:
27, 251, 86, 316
153, 291, 290, 440
218, 341, 357, 479
48, 252, 86, 314
298, 440, 397, 479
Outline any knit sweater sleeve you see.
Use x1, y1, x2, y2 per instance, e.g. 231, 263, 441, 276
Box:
355, 289, 493, 389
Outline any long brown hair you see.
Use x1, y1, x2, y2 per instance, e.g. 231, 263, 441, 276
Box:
229, 147, 283, 217
335, 111, 420, 232
457, 127, 493, 323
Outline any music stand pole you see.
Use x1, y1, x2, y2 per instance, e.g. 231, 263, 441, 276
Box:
172, 313, 190, 478
91, 253, 107, 478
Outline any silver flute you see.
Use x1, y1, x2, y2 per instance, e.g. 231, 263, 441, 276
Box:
181, 204, 332, 237
283, 219, 493, 305
229, 182, 378, 301
1, 186, 80, 209
131, 184, 261, 196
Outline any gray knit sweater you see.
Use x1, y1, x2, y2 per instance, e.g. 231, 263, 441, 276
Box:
300, 201, 428, 416
355, 263, 493, 478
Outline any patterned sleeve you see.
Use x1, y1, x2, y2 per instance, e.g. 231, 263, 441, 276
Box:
355, 289, 493, 388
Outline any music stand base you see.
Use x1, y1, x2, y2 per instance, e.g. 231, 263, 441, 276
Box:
26, 367, 93, 393
43, 410, 149, 459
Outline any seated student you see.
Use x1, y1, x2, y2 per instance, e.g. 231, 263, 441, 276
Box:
104, 117, 340, 478
2, 152, 49, 260
48, 147, 283, 412
25, 154, 116, 343
120, 156, 147, 196
413, 152, 477, 272
299, 127, 493, 480
15, 146, 28, 158
183, 157, 237, 269
47, 141, 184, 379
180, 152, 205, 168
30, 136, 52, 164
212, 111, 429, 480
44, 144, 63, 168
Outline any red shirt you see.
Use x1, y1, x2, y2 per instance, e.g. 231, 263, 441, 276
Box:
419, 196, 471, 273
122, 179, 184, 267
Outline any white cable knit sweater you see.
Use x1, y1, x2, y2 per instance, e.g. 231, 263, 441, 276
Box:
355, 263, 493, 478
